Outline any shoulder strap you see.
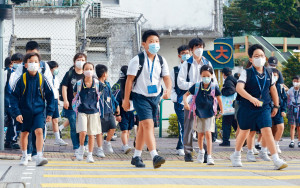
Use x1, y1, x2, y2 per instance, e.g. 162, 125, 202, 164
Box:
246, 68, 252, 84
134, 52, 145, 85
22, 73, 27, 95
38, 73, 44, 100
265, 67, 273, 86
40, 61, 46, 74
77, 79, 83, 94
6, 69, 11, 85
194, 82, 200, 97
187, 63, 191, 82
174, 66, 179, 89
157, 54, 164, 78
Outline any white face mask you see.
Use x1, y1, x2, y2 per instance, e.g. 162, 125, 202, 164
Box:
27, 62, 39, 72
293, 82, 300, 88
252, 57, 266, 68
75, 61, 85, 69
194, 48, 203, 58
84, 70, 93, 77
274, 76, 278, 83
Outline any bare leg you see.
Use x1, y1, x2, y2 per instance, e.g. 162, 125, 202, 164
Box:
247, 131, 256, 150
135, 123, 145, 150
261, 127, 276, 155
138, 119, 155, 151
96, 133, 103, 147
88, 135, 94, 152
35, 128, 44, 152
79, 132, 87, 146
198, 133, 204, 150
121, 130, 129, 145
274, 124, 284, 141
290, 124, 296, 141
235, 129, 250, 151
20, 132, 29, 151
106, 129, 116, 142
205, 131, 212, 155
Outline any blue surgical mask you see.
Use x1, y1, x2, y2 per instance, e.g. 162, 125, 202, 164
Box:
148, 43, 160, 55
202, 77, 211, 84
181, 54, 190, 62
13, 63, 19, 69
53, 69, 59, 76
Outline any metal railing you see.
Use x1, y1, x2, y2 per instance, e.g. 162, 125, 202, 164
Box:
159, 99, 171, 138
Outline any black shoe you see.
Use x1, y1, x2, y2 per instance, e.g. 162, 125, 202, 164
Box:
289, 142, 295, 148
4, 142, 11, 149
11, 143, 20, 149
184, 153, 193, 162
219, 142, 230, 147
255, 144, 261, 150
131, 156, 145, 168
153, 155, 165, 169
203, 152, 208, 163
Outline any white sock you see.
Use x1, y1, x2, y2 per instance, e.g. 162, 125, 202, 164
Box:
59, 125, 64, 131
37, 152, 43, 157
22, 150, 27, 157
291, 139, 294, 143
207, 154, 212, 158
88, 152, 93, 156
54, 131, 60, 140
272, 153, 280, 161
275, 141, 279, 146
79, 145, 84, 152
199, 149, 205, 154
98, 146, 103, 150
150, 150, 158, 160
234, 149, 241, 156
247, 149, 253, 153
133, 149, 142, 158
261, 147, 268, 153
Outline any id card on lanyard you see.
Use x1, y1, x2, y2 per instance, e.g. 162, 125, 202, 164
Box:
147, 56, 158, 94
252, 67, 267, 107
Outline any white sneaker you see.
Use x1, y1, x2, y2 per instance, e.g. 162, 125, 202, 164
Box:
32, 155, 37, 162
36, 156, 48, 166
215, 139, 222, 143
230, 153, 242, 167
84, 146, 89, 157
273, 158, 288, 170
54, 138, 68, 146
246, 151, 256, 162
253, 147, 259, 155
276, 145, 282, 154
259, 151, 271, 161
176, 149, 185, 156
207, 156, 215, 165
27, 154, 32, 161
20, 156, 28, 166
96, 148, 105, 158
267, 149, 271, 156
122, 145, 132, 154
74, 149, 79, 157
104, 141, 114, 153
86, 154, 94, 163
76, 148, 84, 161
197, 150, 205, 163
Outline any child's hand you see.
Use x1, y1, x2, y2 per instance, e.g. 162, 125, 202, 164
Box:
163, 89, 171, 100
46, 116, 52, 122
184, 104, 190, 111
271, 108, 278, 117
281, 112, 286, 117
63, 100, 69, 109
249, 97, 262, 107
216, 114, 222, 119
16, 115, 23, 123
122, 99, 130, 112
116, 116, 122, 122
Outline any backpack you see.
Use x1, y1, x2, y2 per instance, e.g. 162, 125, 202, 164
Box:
59, 67, 74, 101
99, 81, 119, 117
72, 78, 102, 116
21, 72, 44, 100
188, 82, 218, 121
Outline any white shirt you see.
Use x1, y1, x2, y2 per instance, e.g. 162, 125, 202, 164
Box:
127, 51, 169, 97
238, 69, 276, 85
287, 87, 300, 104
177, 57, 218, 91
53, 76, 60, 99
170, 63, 182, 103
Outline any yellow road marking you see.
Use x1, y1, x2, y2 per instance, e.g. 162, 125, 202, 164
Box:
43, 174, 300, 179
40, 184, 300, 188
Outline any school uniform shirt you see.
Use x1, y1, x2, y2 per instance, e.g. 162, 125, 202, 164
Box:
127, 51, 169, 97
61, 69, 84, 110
53, 76, 60, 100
10, 72, 55, 118
287, 87, 300, 105
188, 82, 221, 118
177, 56, 218, 91
170, 63, 182, 103
73, 79, 99, 114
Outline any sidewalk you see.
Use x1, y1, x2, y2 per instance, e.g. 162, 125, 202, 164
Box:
1, 136, 299, 161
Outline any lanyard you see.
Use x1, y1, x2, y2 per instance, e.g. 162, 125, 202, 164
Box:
252, 67, 267, 99
294, 88, 299, 104
147, 56, 156, 83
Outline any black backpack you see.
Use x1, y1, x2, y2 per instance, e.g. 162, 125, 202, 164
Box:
59, 67, 74, 101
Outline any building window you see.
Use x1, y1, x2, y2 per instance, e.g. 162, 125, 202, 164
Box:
15, 38, 51, 61
86, 37, 108, 63
101, 0, 119, 5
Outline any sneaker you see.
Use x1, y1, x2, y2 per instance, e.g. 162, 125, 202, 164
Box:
258, 151, 271, 161
273, 159, 288, 170
246, 151, 256, 162
122, 145, 132, 154
255, 144, 261, 150
184, 153, 193, 162
31, 155, 37, 162
27, 154, 32, 161
84, 146, 89, 157
36, 156, 48, 166
207, 156, 215, 165
54, 138, 68, 146
197, 150, 205, 163
289, 141, 295, 148
176, 149, 185, 156
76, 148, 84, 161
96, 148, 105, 158
4, 142, 11, 149
230, 153, 242, 167
219, 142, 230, 147
153, 155, 165, 169
131, 156, 145, 168
104, 141, 114, 153
276, 145, 282, 154
86, 154, 94, 163
253, 147, 259, 155
215, 139, 222, 143
11, 142, 20, 149
74, 149, 79, 157
20, 156, 28, 166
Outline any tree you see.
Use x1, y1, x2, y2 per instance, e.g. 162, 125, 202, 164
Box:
224, 0, 300, 37
282, 54, 300, 87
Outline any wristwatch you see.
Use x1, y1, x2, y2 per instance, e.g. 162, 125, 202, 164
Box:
273, 105, 280, 109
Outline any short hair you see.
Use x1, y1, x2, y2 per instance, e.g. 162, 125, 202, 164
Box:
188, 38, 205, 49
47, 61, 59, 69
234, 73, 240, 80
23, 53, 41, 64
11, 53, 24, 62
200, 64, 214, 75
26, 41, 39, 52
73, 53, 87, 63
95, 64, 108, 78
248, 44, 264, 58
271, 68, 279, 75
177, 45, 189, 54
4, 57, 11, 68
142, 30, 159, 42
292, 76, 300, 81
83, 62, 94, 70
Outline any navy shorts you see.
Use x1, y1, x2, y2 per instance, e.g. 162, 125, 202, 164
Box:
101, 113, 117, 133
21, 112, 45, 132
272, 109, 284, 125
119, 111, 135, 131
237, 104, 272, 131
131, 92, 160, 122
52, 99, 60, 119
